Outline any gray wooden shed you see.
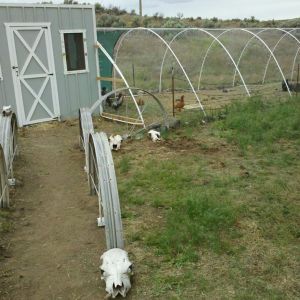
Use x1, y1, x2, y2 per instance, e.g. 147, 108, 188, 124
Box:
0, 4, 101, 126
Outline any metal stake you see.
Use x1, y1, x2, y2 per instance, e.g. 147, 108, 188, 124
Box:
296, 64, 299, 97
172, 67, 175, 117
132, 63, 135, 87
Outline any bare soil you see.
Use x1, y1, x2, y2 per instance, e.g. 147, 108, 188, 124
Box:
0, 121, 107, 300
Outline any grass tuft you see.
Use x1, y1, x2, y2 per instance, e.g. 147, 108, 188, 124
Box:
0, 210, 12, 234
216, 97, 300, 152
146, 192, 237, 260
118, 155, 132, 174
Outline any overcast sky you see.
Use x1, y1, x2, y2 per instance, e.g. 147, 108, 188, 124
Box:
2, 0, 300, 20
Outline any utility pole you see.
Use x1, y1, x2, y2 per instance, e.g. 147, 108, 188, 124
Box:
139, 0, 142, 17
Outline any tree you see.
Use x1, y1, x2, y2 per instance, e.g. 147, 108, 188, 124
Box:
177, 12, 183, 19
95, 3, 104, 13
64, 0, 78, 4
131, 16, 141, 27
163, 18, 185, 28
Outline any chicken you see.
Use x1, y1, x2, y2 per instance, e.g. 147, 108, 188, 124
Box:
137, 97, 144, 107
112, 93, 124, 110
174, 95, 185, 112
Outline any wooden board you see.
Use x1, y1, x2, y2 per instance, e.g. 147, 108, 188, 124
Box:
101, 112, 144, 126
96, 76, 124, 83
184, 103, 202, 110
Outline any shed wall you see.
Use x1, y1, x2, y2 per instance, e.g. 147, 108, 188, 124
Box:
0, 5, 100, 121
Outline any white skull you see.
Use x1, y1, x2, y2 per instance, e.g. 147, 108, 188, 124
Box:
100, 248, 133, 298
148, 130, 161, 142
109, 135, 123, 151
2, 105, 12, 116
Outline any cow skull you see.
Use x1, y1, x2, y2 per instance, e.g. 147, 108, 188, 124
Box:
148, 129, 161, 142
2, 105, 12, 116
100, 248, 133, 298
109, 135, 123, 151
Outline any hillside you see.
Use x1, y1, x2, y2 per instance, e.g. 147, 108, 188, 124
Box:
94, 3, 300, 28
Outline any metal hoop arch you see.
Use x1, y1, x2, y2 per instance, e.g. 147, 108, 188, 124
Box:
0, 113, 18, 179
113, 27, 206, 115
197, 29, 235, 91
96, 41, 145, 128
232, 28, 269, 86
88, 132, 124, 250
90, 87, 170, 125
229, 28, 295, 95
79, 108, 94, 175
192, 28, 292, 94
0, 144, 9, 208
262, 29, 300, 84
157, 28, 250, 96
291, 46, 300, 81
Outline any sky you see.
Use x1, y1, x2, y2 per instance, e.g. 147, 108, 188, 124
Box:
1, 0, 300, 20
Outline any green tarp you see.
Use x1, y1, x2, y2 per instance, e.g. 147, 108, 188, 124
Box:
97, 30, 126, 91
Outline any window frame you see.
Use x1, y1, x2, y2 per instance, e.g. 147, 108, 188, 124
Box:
0, 63, 3, 81
60, 29, 89, 75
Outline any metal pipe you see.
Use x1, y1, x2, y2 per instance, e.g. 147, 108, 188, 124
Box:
291, 47, 300, 81
297, 64, 299, 97
157, 28, 250, 96
97, 41, 145, 128
172, 67, 175, 117
262, 29, 300, 84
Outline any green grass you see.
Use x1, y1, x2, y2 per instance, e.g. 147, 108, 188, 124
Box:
0, 210, 12, 234
216, 97, 300, 152
147, 193, 237, 260
117, 155, 132, 174
152, 271, 208, 298
115, 96, 300, 299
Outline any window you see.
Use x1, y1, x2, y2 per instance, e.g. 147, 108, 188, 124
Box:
60, 30, 89, 74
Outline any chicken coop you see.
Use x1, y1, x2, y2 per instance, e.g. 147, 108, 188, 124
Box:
0, 3, 100, 126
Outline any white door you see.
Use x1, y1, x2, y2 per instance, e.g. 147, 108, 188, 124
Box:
6, 23, 60, 126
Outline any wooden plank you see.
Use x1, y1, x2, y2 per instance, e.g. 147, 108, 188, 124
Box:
101, 112, 144, 126
96, 76, 124, 83
184, 103, 201, 110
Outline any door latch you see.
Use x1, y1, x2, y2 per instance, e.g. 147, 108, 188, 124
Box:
12, 66, 19, 76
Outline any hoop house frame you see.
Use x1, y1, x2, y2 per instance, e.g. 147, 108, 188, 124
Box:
158, 28, 250, 96
113, 27, 206, 115
96, 27, 300, 110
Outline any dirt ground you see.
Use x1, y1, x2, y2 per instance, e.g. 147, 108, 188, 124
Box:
0, 121, 108, 300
